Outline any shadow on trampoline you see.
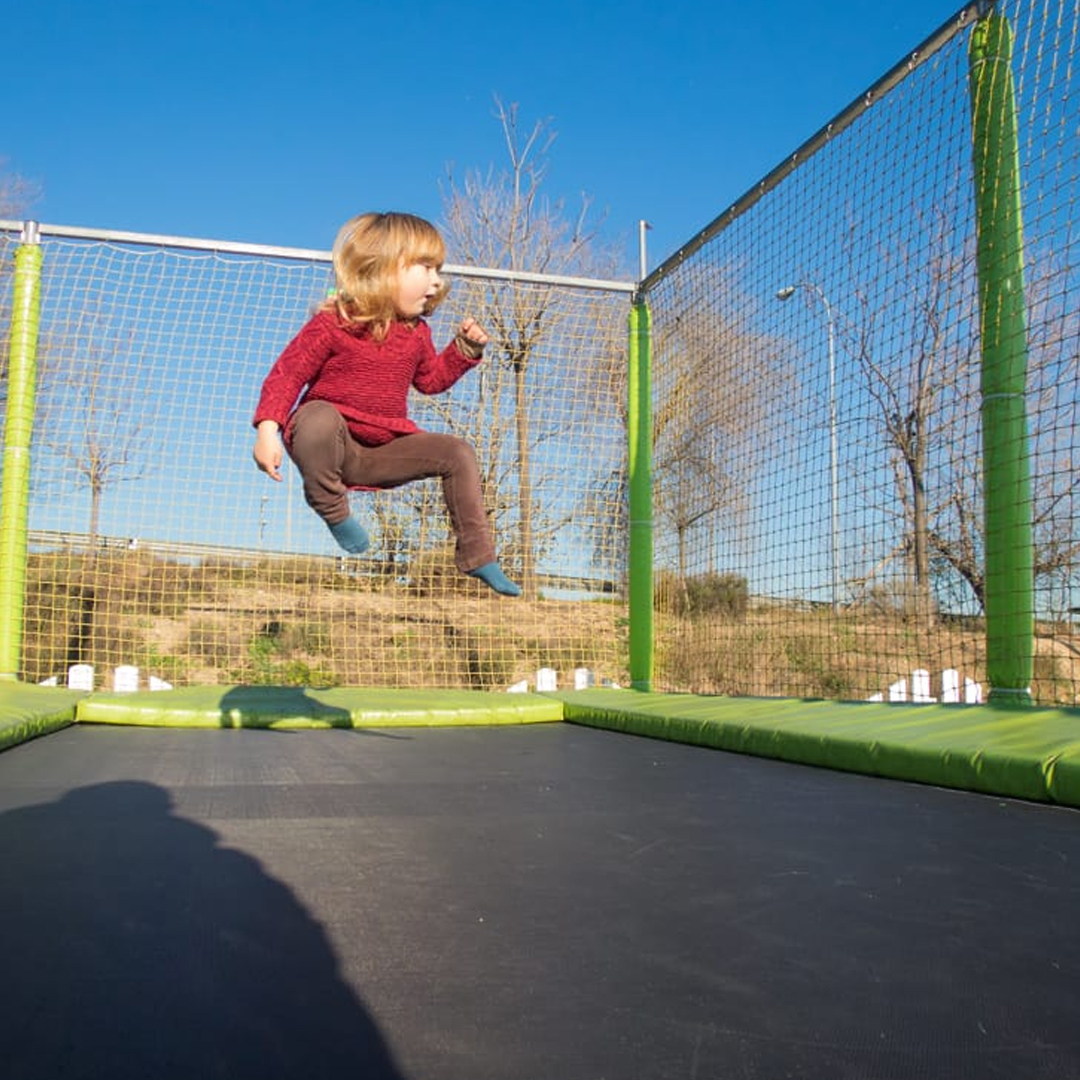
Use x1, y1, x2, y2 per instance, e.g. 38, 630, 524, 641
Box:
0, 780, 406, 1080
2, 724, 1079, 1079
217, 685, 356, 728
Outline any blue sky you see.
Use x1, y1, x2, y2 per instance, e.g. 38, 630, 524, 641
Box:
2, 0, 968, 276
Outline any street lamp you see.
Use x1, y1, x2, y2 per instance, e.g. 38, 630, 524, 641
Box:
777, 282, 841, 611
258, 493, 269, 550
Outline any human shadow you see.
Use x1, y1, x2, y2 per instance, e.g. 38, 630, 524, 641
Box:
0, 780, 408, 1080
216, 686, 413, 741
217, 684, 356, 728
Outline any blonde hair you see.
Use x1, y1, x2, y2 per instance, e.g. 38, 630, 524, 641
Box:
324, 212, 450, 338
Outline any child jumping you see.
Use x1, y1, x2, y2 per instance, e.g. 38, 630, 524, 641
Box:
252, 211, 520, 597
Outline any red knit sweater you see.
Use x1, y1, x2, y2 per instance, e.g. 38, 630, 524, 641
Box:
253, 311, 481, 447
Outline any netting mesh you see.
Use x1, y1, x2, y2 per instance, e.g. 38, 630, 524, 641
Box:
0, 235, 630, 690
643, 0, 1080, 704
3, 2, 1078, 703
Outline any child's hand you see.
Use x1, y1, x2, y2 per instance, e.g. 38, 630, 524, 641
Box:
253, 422, 284, 482
459, 317, 489, 347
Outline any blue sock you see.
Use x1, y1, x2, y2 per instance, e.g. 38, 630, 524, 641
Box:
468, 562, 521, 597
328, 517, 369, 554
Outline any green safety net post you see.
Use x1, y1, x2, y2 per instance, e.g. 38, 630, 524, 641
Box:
0, 224, 43, 682
628, 299, 653, 691
968, 13, 1034, 706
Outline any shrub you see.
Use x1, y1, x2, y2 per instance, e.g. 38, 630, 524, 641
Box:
232, 625, 340, 687
655, 571, 749, 619
444, 624, 521, 689
406, 544, 494, 598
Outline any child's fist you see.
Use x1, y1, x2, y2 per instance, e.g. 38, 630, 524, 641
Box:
459, 317, 489, 346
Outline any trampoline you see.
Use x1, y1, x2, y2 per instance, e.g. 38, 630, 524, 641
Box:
1, 687, 1079, 1079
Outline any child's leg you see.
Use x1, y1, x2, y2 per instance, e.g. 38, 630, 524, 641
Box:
353, 433, 519, 594
287, 401, 369, 553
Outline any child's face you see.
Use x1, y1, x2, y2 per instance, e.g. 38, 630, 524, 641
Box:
393, 258, 442, 318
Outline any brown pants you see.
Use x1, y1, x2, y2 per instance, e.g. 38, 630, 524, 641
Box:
287, 400, 495, 572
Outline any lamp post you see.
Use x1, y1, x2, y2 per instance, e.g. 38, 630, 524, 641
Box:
258, 494, 269, 550
777, 282, 841, 611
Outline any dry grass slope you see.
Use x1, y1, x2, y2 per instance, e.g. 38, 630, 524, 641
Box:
21, 551, 1080, 703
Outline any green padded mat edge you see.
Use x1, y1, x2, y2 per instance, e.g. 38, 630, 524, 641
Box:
4, 682, 1080, 807
73, 685, 564, 729
552, 690, 1080, 807
0, 684, 85, 751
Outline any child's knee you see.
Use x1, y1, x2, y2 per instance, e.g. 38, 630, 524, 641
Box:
291, 401, 345, 448
445, 435, 478, 470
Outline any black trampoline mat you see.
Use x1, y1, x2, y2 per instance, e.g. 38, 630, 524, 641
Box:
1, 722, 1078, 1080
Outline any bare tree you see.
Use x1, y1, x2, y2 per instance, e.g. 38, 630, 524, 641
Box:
38, 311, 152, 544
440, 99, 625, 598
651, 271, 790, 589
927, 247, 1080, 613
847, 200, 1080, 620
846, 202, 979, 623
0, 159, 39, 218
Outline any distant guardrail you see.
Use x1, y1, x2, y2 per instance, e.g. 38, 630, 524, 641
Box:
27, 530, 620, 597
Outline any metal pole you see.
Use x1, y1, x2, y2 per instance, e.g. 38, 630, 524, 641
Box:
286, 468, 293, 551
778, 282, 841, 610
825, 294, 840, 612
0, 218, 636, 295
642, 4, 990, 296
638, 220, 651, 282
0, 222, 43, 681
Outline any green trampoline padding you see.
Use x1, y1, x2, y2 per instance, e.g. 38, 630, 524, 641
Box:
0, 683, 84, 750
73, 685, 564, 729
554, 690, 1080, 806
3, 682, 1080, 807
